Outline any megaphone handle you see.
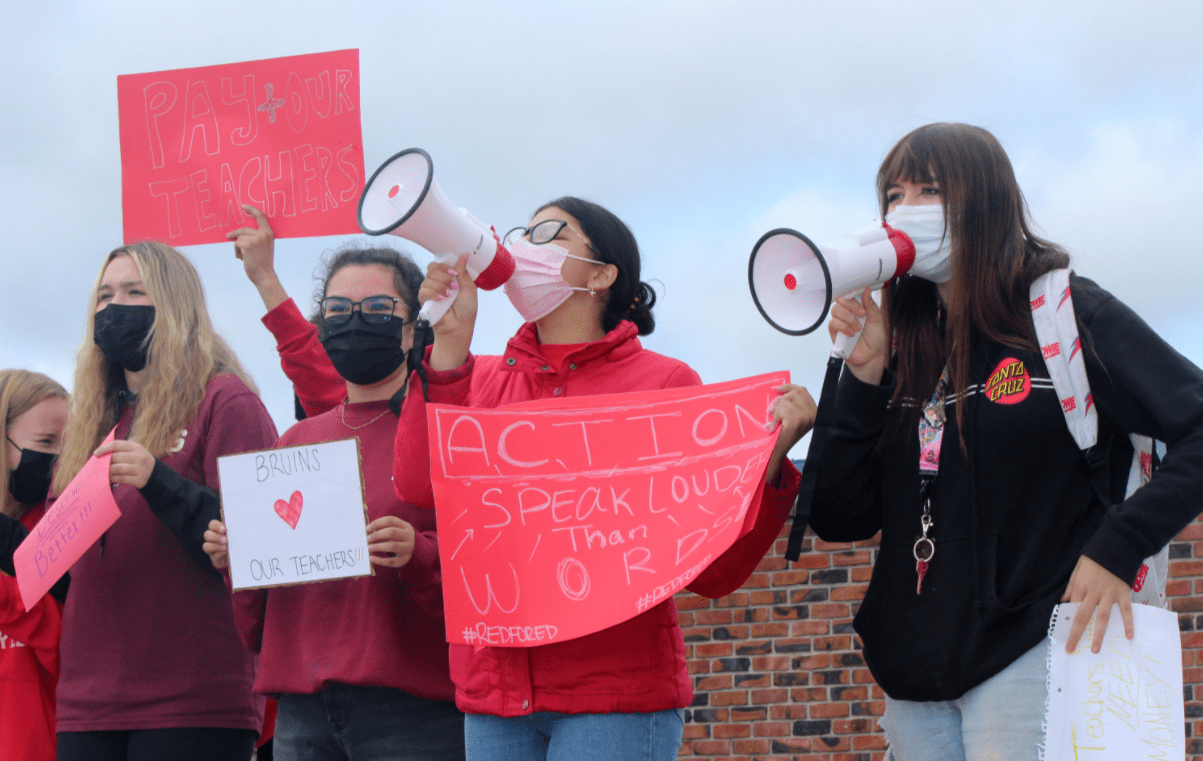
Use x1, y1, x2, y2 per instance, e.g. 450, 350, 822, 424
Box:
417, 289, 456, 326
831, 314, 865, 360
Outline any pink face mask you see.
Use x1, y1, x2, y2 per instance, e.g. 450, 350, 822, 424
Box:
503, 237, 601, 322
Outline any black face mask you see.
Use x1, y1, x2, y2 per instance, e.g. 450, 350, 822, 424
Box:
7, 437, 55, 505
319, 312, 409, 386
94, 304, 156, 372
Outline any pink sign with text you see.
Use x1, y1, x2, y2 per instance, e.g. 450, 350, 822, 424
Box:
15, 429, 121, 611
428, 373, 786, 647
117, 49, 364, 246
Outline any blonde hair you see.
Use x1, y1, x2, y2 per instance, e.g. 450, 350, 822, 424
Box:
1, 369, 69, 517
55, 242, 257, 492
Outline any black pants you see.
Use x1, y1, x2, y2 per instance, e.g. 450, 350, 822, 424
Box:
57, 727, 258, 761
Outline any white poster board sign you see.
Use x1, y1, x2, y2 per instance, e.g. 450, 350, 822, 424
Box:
217, 438, 372, 591
1044, 602, 1184, 761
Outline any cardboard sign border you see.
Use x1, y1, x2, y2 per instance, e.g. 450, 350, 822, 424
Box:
218, 435, 373, 592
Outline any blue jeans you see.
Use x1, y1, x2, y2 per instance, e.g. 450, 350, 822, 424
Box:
881, 641, 1048, 761
275, 683, 465, 761
464, 709, 684, 761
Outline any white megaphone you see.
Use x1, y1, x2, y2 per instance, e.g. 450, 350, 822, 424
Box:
748, 222, 915, 358
358, 148, 515, 326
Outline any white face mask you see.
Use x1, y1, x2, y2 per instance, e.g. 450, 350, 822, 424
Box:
885, 204, 953, 284
503, 237, 597, 322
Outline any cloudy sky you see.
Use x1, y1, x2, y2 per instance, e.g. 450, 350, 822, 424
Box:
2, 0, 1201, 453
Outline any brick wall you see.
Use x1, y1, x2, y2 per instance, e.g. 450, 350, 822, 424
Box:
673, 514, 1203, 760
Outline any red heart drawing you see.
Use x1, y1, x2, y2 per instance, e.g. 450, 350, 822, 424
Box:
273, 490, 303, 529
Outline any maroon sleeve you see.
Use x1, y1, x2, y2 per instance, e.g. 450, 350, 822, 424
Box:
261, 298, 346, 417
396, 529, 443, 619
392, 355, 477, 506
687, 458, 801, 599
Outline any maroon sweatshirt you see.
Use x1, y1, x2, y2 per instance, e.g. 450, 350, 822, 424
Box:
56, 375, 277, 733
230, 399, 453, 701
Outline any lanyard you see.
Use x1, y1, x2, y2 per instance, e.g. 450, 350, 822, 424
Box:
913, 369, 949, 594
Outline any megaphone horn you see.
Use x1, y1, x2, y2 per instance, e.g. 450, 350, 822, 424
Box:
357, 148, 515, 326
748, 222, 914, 357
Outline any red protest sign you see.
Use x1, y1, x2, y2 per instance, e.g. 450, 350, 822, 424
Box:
428, 372, 787, 647
15, 429, 122, 611
117, 49, 364, 246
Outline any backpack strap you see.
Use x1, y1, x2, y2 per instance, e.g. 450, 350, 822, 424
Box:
1030, 271, 1168, 606
1031, 270, 1108, 504
1029, 269, 1098, 450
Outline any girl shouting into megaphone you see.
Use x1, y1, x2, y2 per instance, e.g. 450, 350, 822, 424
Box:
394, 196, 816, 761
808, 123, 1203, 761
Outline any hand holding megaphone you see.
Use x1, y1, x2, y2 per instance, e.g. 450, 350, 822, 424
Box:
357, 148, 515, 327
828, 288, 888, 385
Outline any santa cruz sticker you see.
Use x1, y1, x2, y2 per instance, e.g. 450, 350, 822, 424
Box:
984, 358, 1030, 405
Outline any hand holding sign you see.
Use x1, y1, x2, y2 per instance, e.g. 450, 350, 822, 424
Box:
1044, 602, 1184, 760
217, 438, 372, 590
14, 429, 122, 611
117, 49, 364, 246
1060, 554, 1135, 653
766, 383, 816, 481
93, 438, 156, 489
429, 372, 789, 647
203, 519, 229, 569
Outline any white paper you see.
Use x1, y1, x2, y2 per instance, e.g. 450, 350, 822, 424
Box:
1044, 602, 1184, 761
217, 438, 371, 590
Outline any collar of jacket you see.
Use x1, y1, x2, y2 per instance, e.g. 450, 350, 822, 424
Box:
501, 320, 642, 373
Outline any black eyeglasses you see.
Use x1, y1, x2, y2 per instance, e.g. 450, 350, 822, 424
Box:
319, 295, 409, 325
503, 220, 596, 253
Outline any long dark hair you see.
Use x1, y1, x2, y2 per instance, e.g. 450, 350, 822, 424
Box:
535, 196, 657, 336
878, 123, 1070, 432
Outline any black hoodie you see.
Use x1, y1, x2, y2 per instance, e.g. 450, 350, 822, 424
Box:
808, 276, 1203, 701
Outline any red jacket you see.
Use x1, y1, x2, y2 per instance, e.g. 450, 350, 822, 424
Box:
259, 302, 800, 716
0, 504, 61, 761
393, 321, 801, 716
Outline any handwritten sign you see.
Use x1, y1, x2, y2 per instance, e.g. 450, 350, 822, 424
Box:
429, 372, 786, 647
14, 429, 121, 611
117, 49, 364, 246
217, 438, 371, 591
1045, 602, 1184, 760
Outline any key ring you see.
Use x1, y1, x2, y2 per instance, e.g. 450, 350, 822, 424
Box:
913, 536, 935, 563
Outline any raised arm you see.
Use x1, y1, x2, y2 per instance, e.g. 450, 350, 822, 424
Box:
230, 204, 346, 417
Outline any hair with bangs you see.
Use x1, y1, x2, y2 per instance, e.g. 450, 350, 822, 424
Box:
55, 242, 257, 493
1, 369, 68, 518
877, 123, 1070, 436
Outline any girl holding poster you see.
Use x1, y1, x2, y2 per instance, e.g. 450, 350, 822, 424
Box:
204, 245, 466, 761
0, 369, 69, 761
48, 242, 277, 761
809, 123, 1203, 760
392, 197, 815, 760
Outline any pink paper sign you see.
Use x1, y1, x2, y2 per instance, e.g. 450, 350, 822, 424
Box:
117, 49, 364, 246
14, 430, 122, 611
428, 372, 787, 647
